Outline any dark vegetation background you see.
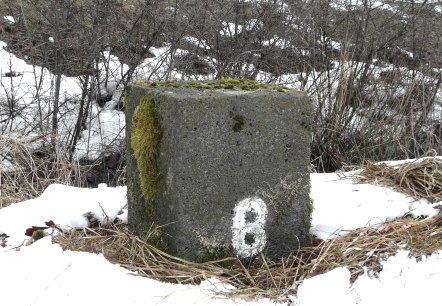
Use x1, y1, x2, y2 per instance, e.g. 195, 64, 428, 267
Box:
0, 0, 441, 204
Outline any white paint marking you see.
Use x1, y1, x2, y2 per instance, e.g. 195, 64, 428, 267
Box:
232, 197, 268, 258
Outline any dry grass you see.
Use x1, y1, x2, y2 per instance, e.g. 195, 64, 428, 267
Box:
10, 155, 438, 299
54, 211, 442, 300
352, 157, 442, 202
52, 157, 442, 300
0, 135, 85, 208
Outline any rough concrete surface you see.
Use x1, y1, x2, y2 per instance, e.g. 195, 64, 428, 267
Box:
126, 83, 312, 261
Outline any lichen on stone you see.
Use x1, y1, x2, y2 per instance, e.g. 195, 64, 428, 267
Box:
259, 176, 312, 226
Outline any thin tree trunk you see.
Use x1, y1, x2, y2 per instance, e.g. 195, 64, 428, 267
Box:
52, 50, 62, 150
68, 73, 90, 161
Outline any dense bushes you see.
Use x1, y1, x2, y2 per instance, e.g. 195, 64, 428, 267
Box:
0, 0, 441, 188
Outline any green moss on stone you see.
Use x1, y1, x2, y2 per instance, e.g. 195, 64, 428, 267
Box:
133, 80, 148, 86
122, 92, 129, 107
233, 114, 246, 132
197, 246, 233, 268
131, 94, 163, 223
137, 78, 288, 91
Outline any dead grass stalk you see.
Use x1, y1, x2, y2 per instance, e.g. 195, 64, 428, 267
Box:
54, 211, 442, 300
352, 157, 442, 202
0, 135, 87, 207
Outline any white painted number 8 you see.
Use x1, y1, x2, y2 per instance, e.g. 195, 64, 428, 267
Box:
232, 197, 268, 258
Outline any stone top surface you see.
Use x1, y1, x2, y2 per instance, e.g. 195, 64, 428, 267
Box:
134, 79, 289, 92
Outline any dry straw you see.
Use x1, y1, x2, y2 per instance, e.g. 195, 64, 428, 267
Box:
352, 157, 442, 202
0, 135, 50, 207
54, 211, 442, 300
0, 135, 98, 208
50, 157, 442, 300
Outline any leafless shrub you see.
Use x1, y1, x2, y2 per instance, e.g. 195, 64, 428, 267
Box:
0, 134, 127, 207
1, 0, 442, 174
293, 0, 442, 171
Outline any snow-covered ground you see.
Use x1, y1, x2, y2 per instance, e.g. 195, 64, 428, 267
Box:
0, 169, 441, 306
1, 14, 442, 305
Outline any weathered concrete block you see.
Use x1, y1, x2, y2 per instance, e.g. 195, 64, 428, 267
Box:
126, 80, 313, 261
